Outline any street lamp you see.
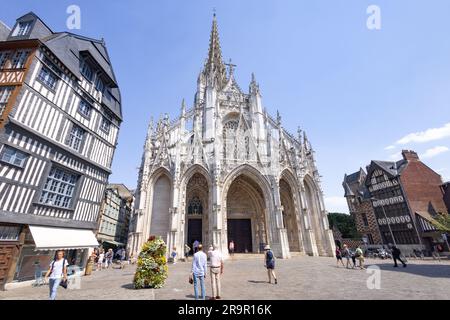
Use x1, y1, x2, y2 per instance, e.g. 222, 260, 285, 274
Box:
371, 197, 397, 247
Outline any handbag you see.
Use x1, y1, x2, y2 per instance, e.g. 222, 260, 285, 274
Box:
59, 278, 68, 289
188, 273, 193, 285
59, 259, 68, 289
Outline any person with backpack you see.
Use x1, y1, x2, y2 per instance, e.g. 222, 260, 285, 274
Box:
355, 246, 365, 269
335, 246, 345, 268
391, 245, 407, 267
44, 250, 68, 300
264, 245, 277, 284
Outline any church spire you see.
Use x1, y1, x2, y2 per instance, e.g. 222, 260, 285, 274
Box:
203, 13, 227, 89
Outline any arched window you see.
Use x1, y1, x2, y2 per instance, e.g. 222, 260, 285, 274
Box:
188, 196, 203, 215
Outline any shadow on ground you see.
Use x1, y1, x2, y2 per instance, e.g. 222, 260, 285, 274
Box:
121, 283, 135, 290
369, 263, 450, 279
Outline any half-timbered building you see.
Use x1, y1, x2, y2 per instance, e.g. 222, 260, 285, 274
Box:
0, 12, 121, 288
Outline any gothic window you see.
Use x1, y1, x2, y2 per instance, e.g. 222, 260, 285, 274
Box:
222, 120, 238, 159
188, 196, 203, 215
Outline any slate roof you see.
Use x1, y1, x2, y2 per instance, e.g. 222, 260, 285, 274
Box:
3, 12, 122, 120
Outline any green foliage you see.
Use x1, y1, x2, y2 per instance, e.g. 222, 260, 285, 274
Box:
133, 236, 168, 289
328, 212, 360, 239
431, 213, 450, 232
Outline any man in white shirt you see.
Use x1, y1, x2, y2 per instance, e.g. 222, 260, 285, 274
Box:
191, 244, 207, 300
209, 244, 224, 300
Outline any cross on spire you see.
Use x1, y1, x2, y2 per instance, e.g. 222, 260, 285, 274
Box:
225, 58, 236, 76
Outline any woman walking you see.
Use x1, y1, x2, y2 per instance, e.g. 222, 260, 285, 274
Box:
335, 246, 345, 268
44, 250, 68, 300
264, 245, 277, 284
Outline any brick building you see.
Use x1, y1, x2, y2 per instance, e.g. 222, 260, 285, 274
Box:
343, 168, 382, 246
345, 150, 448, 254
442, 182, 450, 214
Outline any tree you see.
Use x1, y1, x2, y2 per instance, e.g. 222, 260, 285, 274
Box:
327, 212, 360, 239
133, 236, 168, 289
431, 213, 450, 233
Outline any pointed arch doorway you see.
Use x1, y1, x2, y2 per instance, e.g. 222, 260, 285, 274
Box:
185, 172, 209, 255
225, 173, 268, 253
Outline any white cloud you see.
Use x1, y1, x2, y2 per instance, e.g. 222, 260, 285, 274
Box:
397, 122, 450, 145
325, 196, 348, 214
384, 145, 396, 150
421, 146, 449, 159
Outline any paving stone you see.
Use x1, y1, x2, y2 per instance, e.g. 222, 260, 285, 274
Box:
1, 256, 449, 300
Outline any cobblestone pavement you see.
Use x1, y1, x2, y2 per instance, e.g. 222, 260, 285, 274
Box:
1, 255, 449, 300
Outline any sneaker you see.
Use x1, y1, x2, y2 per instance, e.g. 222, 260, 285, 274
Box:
216, 296, 221, 300
275, 279, 278, 284
403, 264, 407, 268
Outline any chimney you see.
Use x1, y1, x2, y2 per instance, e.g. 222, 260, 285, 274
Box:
402, 150, 419, 161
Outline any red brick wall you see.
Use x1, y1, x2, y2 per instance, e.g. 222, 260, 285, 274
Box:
443, 184, 450, 213
346, 197, 382, 245
400, 161, 448, 215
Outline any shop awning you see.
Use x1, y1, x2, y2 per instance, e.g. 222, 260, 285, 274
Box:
29, 226, 99, 250
415, 212, 438, 233
101, 240, 125, 246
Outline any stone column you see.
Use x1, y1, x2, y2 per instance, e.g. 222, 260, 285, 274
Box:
271, 181, 291, 259
168, 207, 178, 258
299, 183, 319, 256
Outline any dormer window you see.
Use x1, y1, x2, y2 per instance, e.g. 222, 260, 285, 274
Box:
13, 21, 32, 37
80, 60, 93, 81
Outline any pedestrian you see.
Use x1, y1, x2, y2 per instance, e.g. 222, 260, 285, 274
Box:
335, 246, 345, 268
355, 246, 365, 269
431, 244, 441, 262
120, 248, 127, 269
264, 245, 277, 284
208, 244, 224, 300
193, 240, 200, 254
341, 244, 353, 268
391, 245, 407, 268
229, 240, 235, 256
191, 244, 207, 300
97, 249, 105, 270
351, 250, 357, 268
184, 244, 191, 261
105, 248, 114, 268
44, 250, 68, 300
171, 246, 178, 264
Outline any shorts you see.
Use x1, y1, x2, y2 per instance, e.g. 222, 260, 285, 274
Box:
336, 255, 342, 260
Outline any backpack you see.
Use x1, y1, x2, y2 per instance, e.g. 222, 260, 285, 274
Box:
266, 250, 274, 261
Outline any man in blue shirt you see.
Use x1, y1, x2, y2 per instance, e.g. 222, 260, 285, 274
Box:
191, 244, 207, 300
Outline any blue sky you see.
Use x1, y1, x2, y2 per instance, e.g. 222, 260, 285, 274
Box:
3, 1, 450, 213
